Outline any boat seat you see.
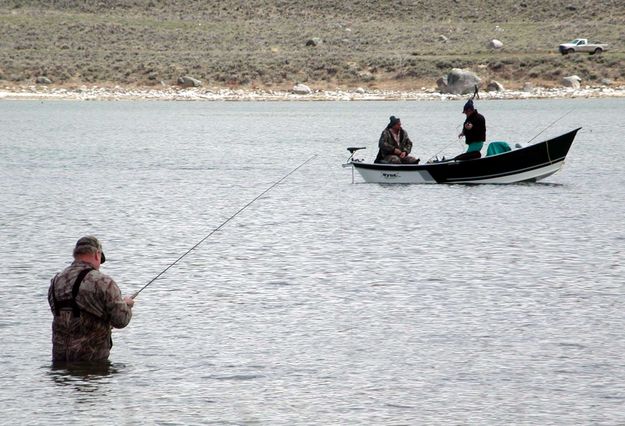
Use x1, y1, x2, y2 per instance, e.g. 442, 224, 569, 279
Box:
454, 151, 481, 161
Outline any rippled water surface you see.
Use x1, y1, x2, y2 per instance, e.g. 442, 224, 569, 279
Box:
1, 98, 624, 425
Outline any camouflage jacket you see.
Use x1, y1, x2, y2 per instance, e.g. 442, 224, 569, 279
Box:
48, 260, 132, 362
378, 128, 413, 158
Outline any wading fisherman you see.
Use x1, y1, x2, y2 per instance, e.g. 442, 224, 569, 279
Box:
375, 116, 420, 164
48, 236, 134, 363
456, 99, 486, 160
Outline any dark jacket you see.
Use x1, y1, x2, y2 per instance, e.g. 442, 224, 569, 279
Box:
375, 127, 413, 163
462, 110, 486, 144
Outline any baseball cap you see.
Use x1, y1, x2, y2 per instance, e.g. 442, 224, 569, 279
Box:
74, 235, 106, 263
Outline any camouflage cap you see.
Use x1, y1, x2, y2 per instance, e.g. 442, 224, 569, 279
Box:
74, 235, 106, 263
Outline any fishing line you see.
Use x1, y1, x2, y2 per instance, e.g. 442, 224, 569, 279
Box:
525, 108, 575, 145
132, 154, 317, 299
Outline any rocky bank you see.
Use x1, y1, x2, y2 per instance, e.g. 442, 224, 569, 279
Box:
2, 83, 625, 101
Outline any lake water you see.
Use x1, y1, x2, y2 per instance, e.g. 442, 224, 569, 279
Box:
1, 98, 624, 425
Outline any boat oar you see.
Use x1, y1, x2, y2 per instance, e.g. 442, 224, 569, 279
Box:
131, 154, 317, 299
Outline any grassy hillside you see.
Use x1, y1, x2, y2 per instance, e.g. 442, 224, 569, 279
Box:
1, 0, 624, 90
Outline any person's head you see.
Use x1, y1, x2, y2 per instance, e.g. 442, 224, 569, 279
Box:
73, 235, 106, 269
462, 99, 475, 115
388, 115, 401, 130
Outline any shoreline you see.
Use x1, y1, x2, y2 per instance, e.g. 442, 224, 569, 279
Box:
2, 84, 625, 101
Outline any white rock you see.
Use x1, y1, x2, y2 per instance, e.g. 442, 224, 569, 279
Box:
561, 75, 582, 89
292, 83, 312, 95
488, 39, 503, 49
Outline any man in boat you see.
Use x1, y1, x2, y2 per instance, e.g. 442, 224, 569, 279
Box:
48, 236, 134, 363
456, 99, 486, 160
375, 116, 420, 164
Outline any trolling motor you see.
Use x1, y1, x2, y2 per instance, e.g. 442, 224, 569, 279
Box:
345, 146, 366, 162
342, 147, 366, 183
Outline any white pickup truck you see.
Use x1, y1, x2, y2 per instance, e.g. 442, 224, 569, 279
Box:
559, 38, 608, 55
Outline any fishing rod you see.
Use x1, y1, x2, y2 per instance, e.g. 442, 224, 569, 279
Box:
426, 124, 464, 163
525, 108, 575, 145
426, 138, 463, 163
132, 154, 317, 299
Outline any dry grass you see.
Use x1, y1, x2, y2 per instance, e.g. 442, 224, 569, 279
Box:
1, 0, 624, 90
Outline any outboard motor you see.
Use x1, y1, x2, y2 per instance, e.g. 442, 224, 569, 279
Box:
343, 147, 367, 183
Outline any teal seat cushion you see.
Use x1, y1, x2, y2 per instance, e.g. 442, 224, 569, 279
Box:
486, 141, 511, 156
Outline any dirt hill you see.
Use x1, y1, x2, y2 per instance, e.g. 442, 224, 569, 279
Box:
1, 0, 624, 91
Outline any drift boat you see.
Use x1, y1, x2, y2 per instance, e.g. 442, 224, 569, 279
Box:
344, 128, 580, 184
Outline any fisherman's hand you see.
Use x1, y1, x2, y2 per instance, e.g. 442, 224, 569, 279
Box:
400, 151, 407, 159
464, 122, 473, 130
124, 296, 135, 308
458, 133, 464, 139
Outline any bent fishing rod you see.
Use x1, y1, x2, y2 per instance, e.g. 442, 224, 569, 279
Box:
132, 154, 317, 299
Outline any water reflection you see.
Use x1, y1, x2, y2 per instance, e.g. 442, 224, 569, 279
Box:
47, 361, 122, 392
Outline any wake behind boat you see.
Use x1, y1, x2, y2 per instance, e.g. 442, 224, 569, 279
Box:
344, 128, 580, 184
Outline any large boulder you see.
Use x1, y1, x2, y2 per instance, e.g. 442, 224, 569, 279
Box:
357, 70, 375, 82
486, 80, 505, 92
437, 68, 481, 94
177, 75, 201, 87
36, 76, 52, 84
436, 77, 447, 92
561, 75, 581, 89
306, 37, 323, 47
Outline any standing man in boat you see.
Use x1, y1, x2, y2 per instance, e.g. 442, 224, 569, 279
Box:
375, 116, 420, 164
48, 236, 135, 363
456, 99, 486, 160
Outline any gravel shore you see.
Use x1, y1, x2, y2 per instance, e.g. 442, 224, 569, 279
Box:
2, 84, 625, 101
